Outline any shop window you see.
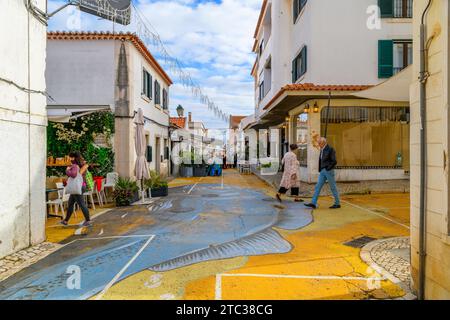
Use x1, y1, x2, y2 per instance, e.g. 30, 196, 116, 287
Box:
320, 107, 410, 168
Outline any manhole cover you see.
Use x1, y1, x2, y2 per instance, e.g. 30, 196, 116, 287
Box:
169, 208, 194, 213
201, 194, 219, 198
343, 236, 377, 248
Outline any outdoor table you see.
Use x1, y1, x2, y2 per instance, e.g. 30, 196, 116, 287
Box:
46, 188, 64, 219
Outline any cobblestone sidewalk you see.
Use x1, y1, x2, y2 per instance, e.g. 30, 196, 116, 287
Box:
360, 237, 416, 300
0, 242, 62, 282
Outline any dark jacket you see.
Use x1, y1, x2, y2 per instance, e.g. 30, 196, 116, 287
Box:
319, 145, 337, 172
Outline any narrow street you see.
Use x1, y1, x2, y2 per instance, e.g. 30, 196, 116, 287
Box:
0, 170, 410, 300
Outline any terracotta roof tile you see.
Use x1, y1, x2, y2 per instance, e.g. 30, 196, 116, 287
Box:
263, 83, 374, 110
47, 31, 173, 85
170, 117, 186, 129
283, 83, 373, 92
229, 115, 247, 129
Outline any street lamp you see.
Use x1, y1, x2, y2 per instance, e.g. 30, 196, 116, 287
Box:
176, 105, 184, 117
313, 102, 319, 113
303, 103, 310, 114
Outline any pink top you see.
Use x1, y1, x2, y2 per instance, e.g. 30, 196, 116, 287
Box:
66, 162, 87, 187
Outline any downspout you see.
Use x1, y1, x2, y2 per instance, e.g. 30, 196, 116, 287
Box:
418, 0, 433, 301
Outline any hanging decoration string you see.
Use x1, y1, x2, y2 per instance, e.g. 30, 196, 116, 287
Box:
130, 2, 229, 123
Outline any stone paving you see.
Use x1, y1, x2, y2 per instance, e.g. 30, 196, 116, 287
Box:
0, 242, 62, 282
360, 237, 415, 300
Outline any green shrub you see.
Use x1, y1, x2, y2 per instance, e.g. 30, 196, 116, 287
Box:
113, 177, 139, 206
144, 171, 168, 190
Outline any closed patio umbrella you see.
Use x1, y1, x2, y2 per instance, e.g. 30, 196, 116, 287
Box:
134, 108, 149, 201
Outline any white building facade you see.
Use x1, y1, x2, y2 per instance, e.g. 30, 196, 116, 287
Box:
0, 0, 47, 258
46, 32, 172, 178
248, 0, 413, 183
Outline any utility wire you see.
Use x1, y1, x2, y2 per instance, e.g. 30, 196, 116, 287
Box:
0, 76, 55, 101
130, 1, 229, 123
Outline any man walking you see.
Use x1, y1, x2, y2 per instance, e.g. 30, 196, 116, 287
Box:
304, 137, 341, 209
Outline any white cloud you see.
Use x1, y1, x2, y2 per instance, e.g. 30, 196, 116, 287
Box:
48, 0, 261, 128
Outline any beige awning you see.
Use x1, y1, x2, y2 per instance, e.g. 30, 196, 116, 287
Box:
47, 105, 111, 122
352, 66, 412, 102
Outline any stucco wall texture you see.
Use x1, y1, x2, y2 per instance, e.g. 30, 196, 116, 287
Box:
0, 0, 47, 259
410, 0, 450, 299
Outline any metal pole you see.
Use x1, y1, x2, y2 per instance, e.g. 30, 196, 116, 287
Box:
324, 91, 332, 138
418, 0, 433, 301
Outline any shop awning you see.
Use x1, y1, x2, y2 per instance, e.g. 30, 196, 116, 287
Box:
352, 66, 412, 102
250, 84, 372, 130
47, 105, 112, 122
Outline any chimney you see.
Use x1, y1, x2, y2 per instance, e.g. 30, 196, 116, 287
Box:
188, 112, 192, 123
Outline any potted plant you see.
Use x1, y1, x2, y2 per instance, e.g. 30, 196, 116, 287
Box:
260, 159, 277, 175
145, 171, 169, 197
112, 177, 139, 206
180, 151, 194, 177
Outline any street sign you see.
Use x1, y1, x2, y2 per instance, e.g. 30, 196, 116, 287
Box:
79, 0, 131, 25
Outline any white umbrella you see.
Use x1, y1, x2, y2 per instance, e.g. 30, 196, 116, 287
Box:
134, 108, 149, 202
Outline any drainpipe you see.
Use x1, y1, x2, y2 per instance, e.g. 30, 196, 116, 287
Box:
418, 0, 432, 301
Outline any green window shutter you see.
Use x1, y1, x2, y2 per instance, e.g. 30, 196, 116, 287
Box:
292, 59, 297, 83
300, 46, 307, 77
378, 40, 394, 78
147, 146, 153, 163
148, 75, 152, 99
378, 0, 394, 18
293, 0, 299, 23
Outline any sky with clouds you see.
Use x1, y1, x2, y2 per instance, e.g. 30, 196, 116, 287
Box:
47, 0, 261, 128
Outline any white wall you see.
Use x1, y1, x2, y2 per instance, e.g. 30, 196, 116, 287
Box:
128, 42, 171, 176
0, 0, 47, 258
46, 38, 172, 178
46, 40, 116, 107
254, 0, 413, 113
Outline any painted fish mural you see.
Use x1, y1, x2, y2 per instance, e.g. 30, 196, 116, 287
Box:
0, 184, 313, 300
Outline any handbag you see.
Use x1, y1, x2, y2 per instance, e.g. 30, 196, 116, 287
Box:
66, 167, 83, 195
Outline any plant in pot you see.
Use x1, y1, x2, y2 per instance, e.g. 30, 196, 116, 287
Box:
260, 159, 275, 176
180, 151, 194, 177
193, 151, 207, 177
145, 170, 169, 198
113, 177, 139, 207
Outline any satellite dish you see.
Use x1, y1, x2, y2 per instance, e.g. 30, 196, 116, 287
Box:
79, 0, 131, 25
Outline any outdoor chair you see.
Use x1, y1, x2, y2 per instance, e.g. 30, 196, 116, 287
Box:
94, 178, 107, 207
103, 172, 118, 201
46, 183, 70, 219
83, 189, 96, 211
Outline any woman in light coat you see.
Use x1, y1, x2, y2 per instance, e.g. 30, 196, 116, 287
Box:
276, 144, 303, 203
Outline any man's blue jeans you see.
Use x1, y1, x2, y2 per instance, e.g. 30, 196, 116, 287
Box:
311, 169, 340, 206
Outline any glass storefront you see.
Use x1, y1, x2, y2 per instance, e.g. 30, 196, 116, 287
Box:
320, 107, 410, 169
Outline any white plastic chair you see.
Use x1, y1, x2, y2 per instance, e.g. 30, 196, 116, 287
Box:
83, 189, 96, 211
103, 172, 118, 202
47, 183, 69, 218
93, 179, 107, 207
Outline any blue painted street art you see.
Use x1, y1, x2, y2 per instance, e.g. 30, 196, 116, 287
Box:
0, 185, 313, 300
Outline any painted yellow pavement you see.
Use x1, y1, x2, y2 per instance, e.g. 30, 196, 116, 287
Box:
45, 170, 410, 300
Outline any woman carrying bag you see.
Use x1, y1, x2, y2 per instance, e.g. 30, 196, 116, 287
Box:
276, 144, 303, 203
60, 151, 92, 227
